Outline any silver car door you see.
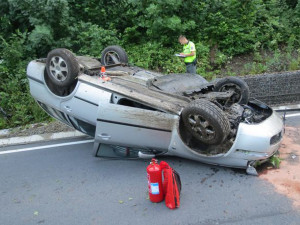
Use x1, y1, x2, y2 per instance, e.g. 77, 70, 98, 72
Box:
95, 103, 176, 150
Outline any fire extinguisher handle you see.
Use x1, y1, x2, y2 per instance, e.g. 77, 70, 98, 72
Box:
151, 158, 157, 164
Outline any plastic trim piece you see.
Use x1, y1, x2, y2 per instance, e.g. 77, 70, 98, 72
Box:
27, 76, 44, 84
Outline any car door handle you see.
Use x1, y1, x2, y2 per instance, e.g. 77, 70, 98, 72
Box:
64, 106, 72, 112
97, 133, 111, 140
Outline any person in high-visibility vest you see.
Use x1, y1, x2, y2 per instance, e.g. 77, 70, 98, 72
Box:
178, 35, 197, 74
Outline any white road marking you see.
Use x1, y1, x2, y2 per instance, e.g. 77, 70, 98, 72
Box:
285, 113, 300, 118
0, 139, 94, 155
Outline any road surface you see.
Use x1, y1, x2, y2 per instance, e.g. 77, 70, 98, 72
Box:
0, 112, 299, 225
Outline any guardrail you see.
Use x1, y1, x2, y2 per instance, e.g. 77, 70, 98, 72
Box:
241, 70, 300, 106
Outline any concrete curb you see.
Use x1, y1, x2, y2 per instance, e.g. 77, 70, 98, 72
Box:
0, 104, 299, 147
0, 130, 87, 147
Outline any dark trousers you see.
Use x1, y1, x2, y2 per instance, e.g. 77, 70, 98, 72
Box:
185, 60, 197, 74
186, 63, 196, 74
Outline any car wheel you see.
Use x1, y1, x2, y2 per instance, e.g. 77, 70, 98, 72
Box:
46, 48, 80, 87
214, 77, 249, 105
181, 99, 230, 145
101, 45, 128, 65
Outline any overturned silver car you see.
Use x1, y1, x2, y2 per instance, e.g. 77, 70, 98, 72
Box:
26, 46, 283, 174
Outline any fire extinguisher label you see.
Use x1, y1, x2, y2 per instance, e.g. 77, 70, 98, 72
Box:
150, 183, 159, 195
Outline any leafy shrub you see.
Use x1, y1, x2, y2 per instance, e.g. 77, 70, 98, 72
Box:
1, 0, 300, 129
68, 22, 120, 57
125, 42, 185, 73
27, 25, 54, 57
0, 31, 49, 129
0, 63, 49, 129
195, 42, 211, 74
125, 0, 197, 45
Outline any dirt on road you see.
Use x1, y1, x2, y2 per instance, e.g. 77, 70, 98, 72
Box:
259, 126, 300, 209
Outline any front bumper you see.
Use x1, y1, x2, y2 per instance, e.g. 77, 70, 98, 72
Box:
226, 111, 284, 161
168, 110, 284, 169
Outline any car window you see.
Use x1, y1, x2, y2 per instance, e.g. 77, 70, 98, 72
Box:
37, 101, 70, 125
67, 115, 96, 137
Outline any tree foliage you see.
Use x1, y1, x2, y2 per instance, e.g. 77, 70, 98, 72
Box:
0, 0, 299, 128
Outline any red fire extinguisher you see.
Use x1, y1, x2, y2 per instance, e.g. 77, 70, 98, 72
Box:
147, 158, 164, 203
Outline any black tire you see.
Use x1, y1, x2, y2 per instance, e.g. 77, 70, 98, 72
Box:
46, 48, 79, 87
214, 77, 250, 105
101, 45, 128, 65
181, 99, 230, 145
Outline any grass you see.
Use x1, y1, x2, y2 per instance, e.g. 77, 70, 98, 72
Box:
211, 49, 300, 78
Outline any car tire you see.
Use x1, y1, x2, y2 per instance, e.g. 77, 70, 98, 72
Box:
101, 45, 128, 65
214, 77, 250, 105
181, 99, 230, 145
46, 48, 80, 88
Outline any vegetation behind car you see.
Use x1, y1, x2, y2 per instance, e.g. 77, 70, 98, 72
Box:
0, 0, 300, 129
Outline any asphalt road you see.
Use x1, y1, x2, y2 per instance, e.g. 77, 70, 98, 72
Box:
0, 112, 300, 225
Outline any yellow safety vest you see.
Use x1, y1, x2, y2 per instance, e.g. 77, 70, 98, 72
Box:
183, 41, 196, 63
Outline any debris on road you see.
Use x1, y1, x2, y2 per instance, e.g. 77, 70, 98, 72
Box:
259, 126, 300, 208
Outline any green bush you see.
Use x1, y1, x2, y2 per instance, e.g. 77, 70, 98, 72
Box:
0, 0, 300, 129
0, 31, 49, 129
68, 22, 120, 57
125, 42, 185, 73
0, 64, 49, 129
27, 25, 54, 57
